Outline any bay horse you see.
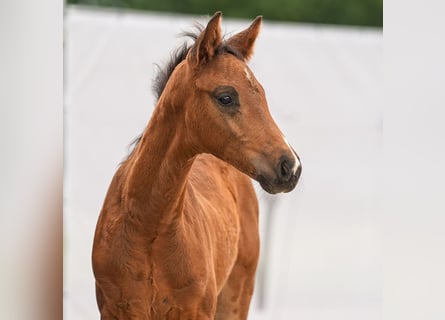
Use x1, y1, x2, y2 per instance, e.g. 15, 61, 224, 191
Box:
92, 12, 302, 319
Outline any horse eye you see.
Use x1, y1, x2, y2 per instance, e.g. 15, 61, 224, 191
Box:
212, 86, 239, 110
217, 95, 233, 106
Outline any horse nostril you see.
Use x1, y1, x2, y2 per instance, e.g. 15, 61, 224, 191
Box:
281, 160, 290, 177
278, 157, 294, 182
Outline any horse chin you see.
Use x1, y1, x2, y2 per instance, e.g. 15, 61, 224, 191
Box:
257, 174, 298, 194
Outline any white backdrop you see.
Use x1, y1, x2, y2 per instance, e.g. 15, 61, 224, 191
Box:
64, 6, 382, 319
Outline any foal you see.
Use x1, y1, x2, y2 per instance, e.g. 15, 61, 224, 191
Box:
92, 12, 301, 319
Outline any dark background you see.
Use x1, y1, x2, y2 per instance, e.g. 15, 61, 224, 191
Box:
67, 0, 383, 27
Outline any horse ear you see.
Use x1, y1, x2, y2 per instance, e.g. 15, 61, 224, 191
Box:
226, 16, 262, 61
189, 12, 223, 66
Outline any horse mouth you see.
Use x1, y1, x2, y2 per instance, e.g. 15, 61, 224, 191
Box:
257, 174, 299, 194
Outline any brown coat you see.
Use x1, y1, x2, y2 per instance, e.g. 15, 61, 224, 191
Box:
92, 12, 301, 319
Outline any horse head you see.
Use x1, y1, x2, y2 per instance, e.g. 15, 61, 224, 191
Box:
160, 12, 301, 194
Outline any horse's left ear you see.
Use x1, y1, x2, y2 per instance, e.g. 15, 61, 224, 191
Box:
226, 16, 262, 61
189, 12, 223, 67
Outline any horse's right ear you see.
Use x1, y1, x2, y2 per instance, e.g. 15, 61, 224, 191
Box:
226, 16, 262, 61
188, 12, 223, 67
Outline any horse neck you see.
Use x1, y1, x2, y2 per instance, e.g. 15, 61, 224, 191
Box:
122, 96, 195, 231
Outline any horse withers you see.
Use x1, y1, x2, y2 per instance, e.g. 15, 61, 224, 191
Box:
92, 12, 302, 319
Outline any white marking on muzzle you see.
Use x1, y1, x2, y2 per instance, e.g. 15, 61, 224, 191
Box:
282, 135, 301, 174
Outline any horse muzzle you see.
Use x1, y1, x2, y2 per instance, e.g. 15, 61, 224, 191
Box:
256, 155, 302, 194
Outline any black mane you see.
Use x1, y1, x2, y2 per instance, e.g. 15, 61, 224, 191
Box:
151, 43, 191, 101
152, 23, 203, 101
